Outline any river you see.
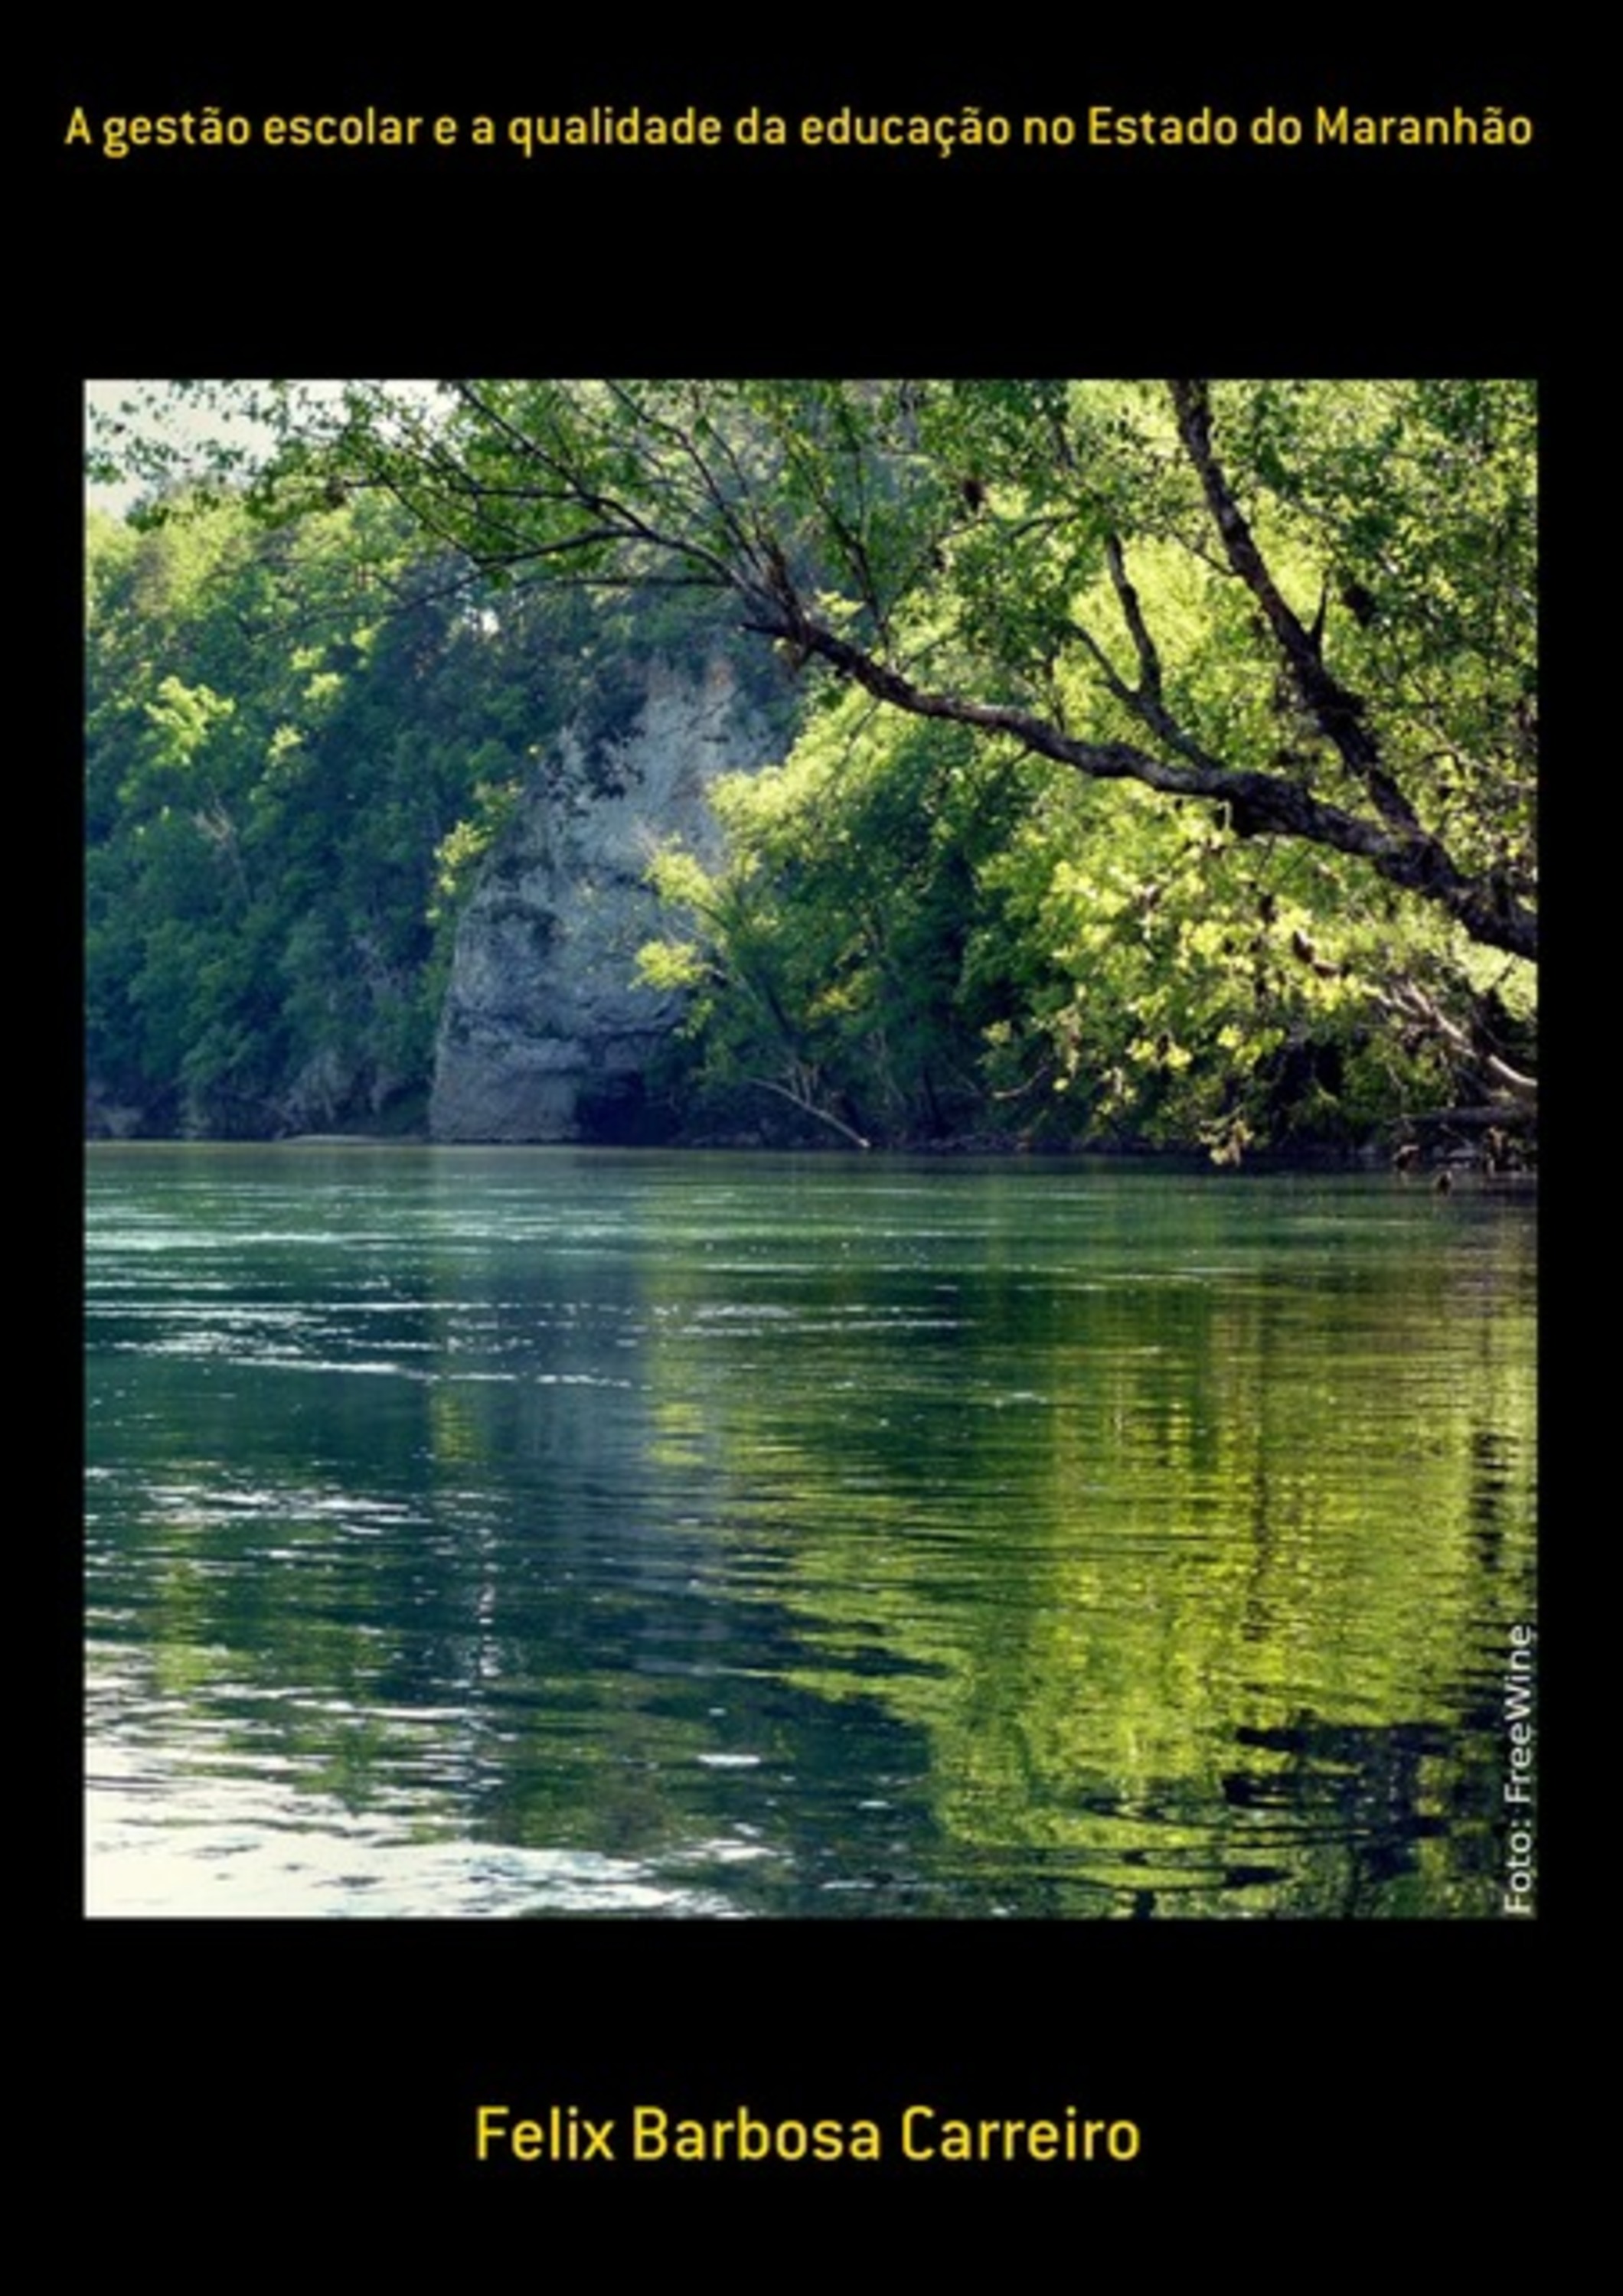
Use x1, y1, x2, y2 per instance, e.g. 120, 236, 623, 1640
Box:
85, 1144, 1536, 1917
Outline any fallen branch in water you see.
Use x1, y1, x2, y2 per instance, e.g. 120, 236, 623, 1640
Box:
746, 1075, 871, 1149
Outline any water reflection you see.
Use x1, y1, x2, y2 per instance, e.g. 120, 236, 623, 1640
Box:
87, 1146, 1535, 1917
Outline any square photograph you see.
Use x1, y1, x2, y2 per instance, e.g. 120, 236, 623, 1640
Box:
85, 379, 1537, 1921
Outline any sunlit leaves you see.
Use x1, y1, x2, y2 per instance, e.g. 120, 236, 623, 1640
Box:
90, 378, 1537, 1151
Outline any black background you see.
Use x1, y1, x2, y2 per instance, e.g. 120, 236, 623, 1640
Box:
51, 34, 1558, 2252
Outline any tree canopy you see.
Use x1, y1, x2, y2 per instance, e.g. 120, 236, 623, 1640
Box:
90, 379, 1536, 1152
85, 477, 736, 1135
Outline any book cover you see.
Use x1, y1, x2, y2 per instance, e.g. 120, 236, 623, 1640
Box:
58, 36, 1553, 2243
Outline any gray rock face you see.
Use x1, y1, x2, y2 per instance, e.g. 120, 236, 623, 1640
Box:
429, 653, 782, 1141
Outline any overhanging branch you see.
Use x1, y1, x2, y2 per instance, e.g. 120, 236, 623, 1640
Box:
758, 603, 1539, 963
1169, 379, 1423, 836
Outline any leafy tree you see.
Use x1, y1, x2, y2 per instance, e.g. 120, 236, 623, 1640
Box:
93, 380, 1537, 1149
87, 491, 598, 1132
641, 698, 1035, 1144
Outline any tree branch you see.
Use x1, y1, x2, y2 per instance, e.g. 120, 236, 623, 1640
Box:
320, 380, 1536, 967
753, 602, 1538, 962
1375, 976, 1538, 1099
746, 1075, 871, 1149
1168, 379, 1423, 835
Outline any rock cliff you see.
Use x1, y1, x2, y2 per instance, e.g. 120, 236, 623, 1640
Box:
429, 653, 784, 1141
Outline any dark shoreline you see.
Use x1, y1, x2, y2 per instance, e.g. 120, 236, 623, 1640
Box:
85, 1127, 1537, 1177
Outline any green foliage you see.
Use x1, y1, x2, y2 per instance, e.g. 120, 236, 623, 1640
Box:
978, 779, 1483, 1157
88, 490, 616, 1132
90, 380, 1536, 1153
640, 691, 1524, 1153
620, 380, 1534, 1153
641, 696, 1036, 1142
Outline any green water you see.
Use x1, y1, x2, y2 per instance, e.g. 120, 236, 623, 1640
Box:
84, 1144, 1536, 1917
